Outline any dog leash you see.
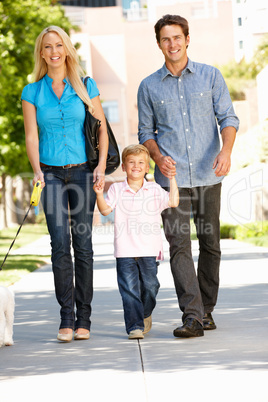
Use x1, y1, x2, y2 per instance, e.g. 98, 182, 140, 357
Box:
0, 181, 42, 271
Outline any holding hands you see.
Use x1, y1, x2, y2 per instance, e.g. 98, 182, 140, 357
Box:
93, 178, 105, 194
158, 155, 177, 179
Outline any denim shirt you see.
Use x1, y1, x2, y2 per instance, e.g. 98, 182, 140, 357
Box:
21, 74, 99, 166
137, 59, 239, 188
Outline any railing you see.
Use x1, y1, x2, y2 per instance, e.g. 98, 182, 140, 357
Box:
123, 7, 148, 21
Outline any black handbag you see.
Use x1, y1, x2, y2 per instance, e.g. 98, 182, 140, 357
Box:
83, 76, 120, 175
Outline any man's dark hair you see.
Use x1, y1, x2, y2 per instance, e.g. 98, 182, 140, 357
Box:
154, 14, 189, 43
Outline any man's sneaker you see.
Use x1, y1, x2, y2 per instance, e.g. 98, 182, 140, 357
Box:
143, 315, 152, 334
203, 313, 217, 330
128, 329, 144, 339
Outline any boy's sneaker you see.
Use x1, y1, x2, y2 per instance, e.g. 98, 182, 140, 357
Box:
143, 315, 152, 334
128, 329, 144, 339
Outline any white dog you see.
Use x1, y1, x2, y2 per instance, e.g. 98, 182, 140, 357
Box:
0, 286, 15, 347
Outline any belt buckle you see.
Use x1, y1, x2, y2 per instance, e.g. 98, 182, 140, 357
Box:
62, 164, 71, 169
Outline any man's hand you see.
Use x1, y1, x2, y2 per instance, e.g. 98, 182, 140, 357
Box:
212, 150, 231, 177
158, 155, 176, 178
143, 140, 176, 179
213, 126, 237, 177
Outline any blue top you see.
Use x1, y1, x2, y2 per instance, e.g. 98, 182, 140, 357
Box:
21, 74, 99, 166
137, 59, 240, 188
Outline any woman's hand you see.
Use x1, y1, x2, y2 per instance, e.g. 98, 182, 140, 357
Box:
93, 161, 106, 187
90, 96, 109, 185
93, 178, 104, 194
33, 170, 45, 189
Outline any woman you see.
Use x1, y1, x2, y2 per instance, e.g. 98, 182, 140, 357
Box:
21, 26, 108, 342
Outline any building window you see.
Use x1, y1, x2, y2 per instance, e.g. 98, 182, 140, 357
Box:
239, 40, 243, 49
238, 17, 242, 26
59, 0, 116, 7
123, 0, 140, 9
102, 101, 119, 123
122, 0, 147, 21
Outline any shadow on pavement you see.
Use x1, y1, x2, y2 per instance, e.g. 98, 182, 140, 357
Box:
1, 281, 268, 378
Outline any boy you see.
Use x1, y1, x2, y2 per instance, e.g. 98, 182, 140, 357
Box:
93, 144, 179, 339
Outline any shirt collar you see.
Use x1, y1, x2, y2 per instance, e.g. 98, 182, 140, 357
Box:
160, 58, 195, 80
44, 73, 68, 85
122, 178, 150, 193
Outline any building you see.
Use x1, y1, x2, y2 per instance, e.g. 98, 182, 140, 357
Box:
61, 0, 236, 184
232, 0, 268, 62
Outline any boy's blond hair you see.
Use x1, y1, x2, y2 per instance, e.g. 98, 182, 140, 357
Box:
122, 144, 150, 164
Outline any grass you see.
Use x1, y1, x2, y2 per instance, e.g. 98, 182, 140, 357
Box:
0, 218, 50, 287
1, 218, 267, 287
242, 235, 268, 248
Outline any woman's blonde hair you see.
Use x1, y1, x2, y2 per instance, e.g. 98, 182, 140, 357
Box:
33, 25, 94, 113
122, 144, 150, 164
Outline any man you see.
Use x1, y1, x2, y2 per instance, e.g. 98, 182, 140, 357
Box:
137, 14, 239, 338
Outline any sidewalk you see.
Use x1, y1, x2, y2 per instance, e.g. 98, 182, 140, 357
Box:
1, 226, 268, 402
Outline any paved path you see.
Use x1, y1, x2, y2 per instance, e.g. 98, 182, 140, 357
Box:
1, 226, 268, 402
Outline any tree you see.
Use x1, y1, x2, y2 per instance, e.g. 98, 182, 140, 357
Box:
0, 0, 76, 226
219, 35, 268, 101
248, 34, 268, 79
0, 0, 75, 176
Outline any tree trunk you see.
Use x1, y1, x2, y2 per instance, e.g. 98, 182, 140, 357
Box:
2, 173, 8, 228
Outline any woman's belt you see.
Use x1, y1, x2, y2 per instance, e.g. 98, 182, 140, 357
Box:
40, 162, 87, 169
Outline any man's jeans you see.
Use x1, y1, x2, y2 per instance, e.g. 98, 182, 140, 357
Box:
161, 183, 222, 324
41, 163, 96, 331
116, 257, 160, 334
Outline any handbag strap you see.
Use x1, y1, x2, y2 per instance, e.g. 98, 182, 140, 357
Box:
82, 76, 89, 110
83, 76, 89, 86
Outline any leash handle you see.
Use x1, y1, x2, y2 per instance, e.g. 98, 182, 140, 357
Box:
30, 180, 42, 206
0, 181, 43, 271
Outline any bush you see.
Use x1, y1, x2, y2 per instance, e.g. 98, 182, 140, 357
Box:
220, 223, 237, 239
235, 221, 268, 240
219, 221, 268, 248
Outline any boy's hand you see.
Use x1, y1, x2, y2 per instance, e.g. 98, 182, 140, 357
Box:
159, 156, 176, 178
93, 180, 104, 194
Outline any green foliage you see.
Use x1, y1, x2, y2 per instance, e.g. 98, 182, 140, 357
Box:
220, 221, 268, 247
219, 35, 268, 101
247, 34, 268, 79
0, 0, 75, 177
220, 224, 237, 239
149, 158, 155, 176
235, 221, 268, 240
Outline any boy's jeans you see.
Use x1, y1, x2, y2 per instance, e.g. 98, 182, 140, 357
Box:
41, 163, 96, 331
116, 257, 160, 334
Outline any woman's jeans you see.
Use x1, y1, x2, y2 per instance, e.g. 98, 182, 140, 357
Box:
41, 163, 96, 331
161, 183, 222, 324
116, 257, 160, 334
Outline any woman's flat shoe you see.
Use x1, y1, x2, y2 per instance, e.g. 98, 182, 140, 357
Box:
74, 331, 90, 340
57, 332, 73, 342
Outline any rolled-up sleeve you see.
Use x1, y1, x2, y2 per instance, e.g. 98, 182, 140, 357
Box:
213, 69, 240, 133
137, 80, 157, 144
